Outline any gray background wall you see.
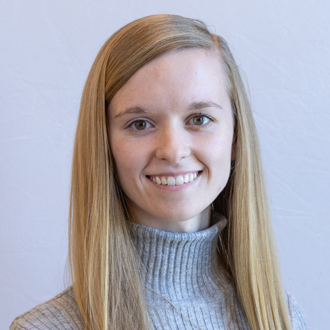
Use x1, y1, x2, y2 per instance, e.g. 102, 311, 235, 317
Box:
1, 0, 329, 329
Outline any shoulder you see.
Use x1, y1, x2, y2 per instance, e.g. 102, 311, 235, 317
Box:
286, 292, 308, 330
10, 286, 84, 330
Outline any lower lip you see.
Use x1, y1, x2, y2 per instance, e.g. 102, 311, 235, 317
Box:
147, 172, 202, 191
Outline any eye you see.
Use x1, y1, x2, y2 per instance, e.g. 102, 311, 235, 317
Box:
129, 120, 151, 131
191, 115, 211, 126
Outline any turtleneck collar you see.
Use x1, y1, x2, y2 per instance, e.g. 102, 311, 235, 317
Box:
129, 212, 228, 305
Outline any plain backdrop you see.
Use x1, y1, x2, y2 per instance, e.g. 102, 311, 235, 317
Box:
1, 0, 329, 329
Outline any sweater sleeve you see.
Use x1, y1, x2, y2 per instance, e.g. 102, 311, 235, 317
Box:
9, 287, 84, 330
286, 292, 308, 330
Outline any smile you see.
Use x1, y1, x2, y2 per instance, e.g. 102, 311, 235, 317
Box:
148, 171, 200, 186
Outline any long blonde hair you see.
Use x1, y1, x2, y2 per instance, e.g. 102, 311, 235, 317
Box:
69, 14, 292, 330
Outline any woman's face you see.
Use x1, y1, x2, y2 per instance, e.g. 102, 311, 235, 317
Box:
109, 48, 234, 232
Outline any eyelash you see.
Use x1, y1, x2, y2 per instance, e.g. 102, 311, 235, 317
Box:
126, 114, 214, 133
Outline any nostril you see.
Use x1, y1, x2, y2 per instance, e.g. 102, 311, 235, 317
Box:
155, 143, 191, 164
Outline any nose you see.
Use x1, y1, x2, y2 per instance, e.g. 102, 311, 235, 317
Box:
155, 126, 190, 164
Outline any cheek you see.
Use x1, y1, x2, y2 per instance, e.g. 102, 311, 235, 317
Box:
205, 135, 233, 186
111, 137, 136, 166
111, 139, 147, 184
111, 141, 133, 181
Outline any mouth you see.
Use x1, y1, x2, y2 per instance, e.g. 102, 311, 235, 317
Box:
147, 171, 201, 186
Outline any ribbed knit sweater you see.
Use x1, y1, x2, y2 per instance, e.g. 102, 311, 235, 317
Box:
10, 212, 307, 329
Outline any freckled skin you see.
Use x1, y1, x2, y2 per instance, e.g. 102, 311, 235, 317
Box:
109, 49, 234, 233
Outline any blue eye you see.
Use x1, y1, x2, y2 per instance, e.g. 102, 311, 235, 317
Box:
191, 115, 210, 125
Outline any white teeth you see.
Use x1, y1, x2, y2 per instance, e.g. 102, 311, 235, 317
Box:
175, 175, 184, 185
150, 172, 199, 186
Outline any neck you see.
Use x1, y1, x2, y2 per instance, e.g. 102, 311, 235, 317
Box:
129, 206, 212, 233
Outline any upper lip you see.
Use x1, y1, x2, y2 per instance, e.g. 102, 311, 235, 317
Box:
147, 170, 202, 177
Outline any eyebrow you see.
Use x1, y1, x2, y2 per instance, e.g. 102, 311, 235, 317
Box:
113, 101, 222, 119
188, 101, 223, 111
114, 106, 148, 118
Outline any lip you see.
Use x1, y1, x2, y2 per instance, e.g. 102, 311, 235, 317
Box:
146, 171, 202, 191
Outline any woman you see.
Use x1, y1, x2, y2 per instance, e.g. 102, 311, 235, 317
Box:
11, 14, 307, 330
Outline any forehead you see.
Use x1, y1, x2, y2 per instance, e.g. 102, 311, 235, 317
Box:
109, 48, 228, 114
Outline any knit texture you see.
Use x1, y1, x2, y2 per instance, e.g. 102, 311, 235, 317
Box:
10, 212, 307, 330
10, 287, 83, 330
